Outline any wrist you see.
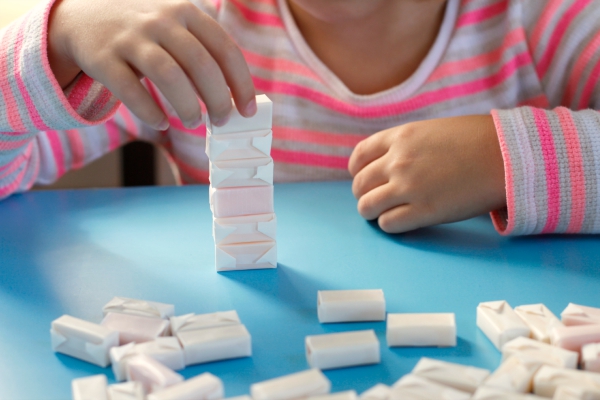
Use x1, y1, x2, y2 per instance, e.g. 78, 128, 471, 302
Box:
47, 0, 81, 89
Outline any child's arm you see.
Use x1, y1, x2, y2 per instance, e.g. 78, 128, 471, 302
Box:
349, 1, 600, 236
0, 0, 254, 198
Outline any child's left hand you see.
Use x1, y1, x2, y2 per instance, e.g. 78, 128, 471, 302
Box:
348, 115, 506, 233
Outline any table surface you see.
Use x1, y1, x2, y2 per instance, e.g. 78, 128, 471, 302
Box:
1, 182, 599, 400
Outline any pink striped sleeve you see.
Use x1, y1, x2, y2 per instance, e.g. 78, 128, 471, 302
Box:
0, 0, 124, 198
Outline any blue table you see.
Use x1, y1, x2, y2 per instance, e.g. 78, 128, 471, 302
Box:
1, 182, 599, 399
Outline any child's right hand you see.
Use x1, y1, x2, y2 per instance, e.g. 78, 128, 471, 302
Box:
48, 0, 257, 130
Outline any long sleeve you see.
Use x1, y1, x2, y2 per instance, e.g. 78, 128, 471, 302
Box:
0, 0, 121, 197
490, 0, 600, 235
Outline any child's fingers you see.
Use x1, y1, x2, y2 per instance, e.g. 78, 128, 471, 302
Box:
184, 8, 256, 117
348, 132, 389, 177
158, 27, 232, 125
351, 156, 388, 199
125, 44, 202, 129
99, 62, 168, 130
378, 205, 427, 234
356, 183, 406, 221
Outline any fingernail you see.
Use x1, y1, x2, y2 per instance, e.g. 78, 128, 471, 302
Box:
244, 99, 257, 117
157, 119, 170, 131
187, 116, 203, 129
212, 114, 230, 127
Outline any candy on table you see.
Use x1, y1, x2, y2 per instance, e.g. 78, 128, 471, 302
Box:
514, 303, 563, 343
107, 381, 145, 400
147, 373, 224, 400
177, 324, 251, 366
549, 324, 600, 353
216, 241, 277, 271
307, 391, 358, 400
502, 336, 579, 369
101, 312, 170, 345
477, 301, 531, 350
213, 214, 276, 246
102, 297, 175, 320
532, 365, 600, 397
359, 384, 391, 400
206, 129, 273, 162
483, 353, 543, 393
209, 158, 274, 188
72, 375, 108, 400
411, 357, 490, 394
305, 330, 380, 370
110, 337, 185, 381
552, 385, 600, 400
126, 354, 184, 394
209, 185, 274, 218
561, 303, 600, 326
386, 313, 456, 347
471, 386, 546, 399
206, 94, 272, 135
317, 290, 385, 323
250, 369, 331, 400
170, 311, 241, 335
51, 315, 119, 368
390, 375, 470, 400
582, 343, 600, 373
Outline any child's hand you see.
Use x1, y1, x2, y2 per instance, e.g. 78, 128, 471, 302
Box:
48, 0, 256, 130
348, 115, 506, 233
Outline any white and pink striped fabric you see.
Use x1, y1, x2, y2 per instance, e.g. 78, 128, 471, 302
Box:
0, 0, 599, 236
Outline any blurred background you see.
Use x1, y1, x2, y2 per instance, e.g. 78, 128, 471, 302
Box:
1, 0, 177, 190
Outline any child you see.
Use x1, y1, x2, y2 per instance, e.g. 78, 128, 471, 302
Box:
0, 0, 598, 236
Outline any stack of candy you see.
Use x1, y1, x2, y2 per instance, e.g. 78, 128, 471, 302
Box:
206, 94, 277, 271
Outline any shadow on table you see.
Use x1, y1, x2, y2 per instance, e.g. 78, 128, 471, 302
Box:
219, 263, 328, 318
365, 216, 600, 278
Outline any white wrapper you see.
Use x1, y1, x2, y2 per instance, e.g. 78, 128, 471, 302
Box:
107, 382, 145, 400
317, 290, 385, 323
251, 369, 331, 400
210, 158, 273, 188
553, 385, 600, 400
386, 313, 456, 347
561, 303, 600, 326
514, 303, 563, 343
307, 391, 358, 400
305, 330, 380, 370
533, 365, 600, 397
51, 315, 119, 368
72, 375, 108, 400
216, 242, 277, 271
111, 337, 185, 381
391, 375, 470, 400
359, 384, 391, 400
101, 312, 170, 345
209, 186, 274, 219
213, 214, 276, 245
147, 373, 224, 400
583, 343, 600, 373
549, 324, 600, 353
126, 354, 183, 394
477, 301, 530, 350
177, 324, 251, 366
502, 336, 578, 369
102, 297, 175, 320
412, 357, 490, 394
206, 129, 272, 162
472, 386, 546, 399
170, 311, 241, 335
207, 95, 272, 135
483, 354, 542, 393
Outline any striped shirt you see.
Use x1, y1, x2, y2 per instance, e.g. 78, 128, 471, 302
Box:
0, 0, 599, 235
